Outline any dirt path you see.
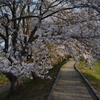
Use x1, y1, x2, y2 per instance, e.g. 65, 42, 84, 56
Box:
49, 60, 98, 100
0, 83, 10, 93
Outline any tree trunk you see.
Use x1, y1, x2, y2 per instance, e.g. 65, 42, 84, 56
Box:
31, 72, 39, 81
4, 73, 17, 100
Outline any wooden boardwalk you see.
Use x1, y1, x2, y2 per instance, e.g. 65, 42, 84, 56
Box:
48, 60, 98, 100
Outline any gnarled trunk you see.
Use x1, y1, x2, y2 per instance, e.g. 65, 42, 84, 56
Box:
4, 73, 17, 100
31, 71, 39, 80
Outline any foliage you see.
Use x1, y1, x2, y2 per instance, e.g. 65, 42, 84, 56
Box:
0, 0, 100, 99
0, 59, 67, 100
0, 0, 100, 79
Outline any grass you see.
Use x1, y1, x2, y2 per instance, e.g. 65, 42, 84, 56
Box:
0, 59, 67, 100
0, 72, 9, 86
76, 61, 100, 94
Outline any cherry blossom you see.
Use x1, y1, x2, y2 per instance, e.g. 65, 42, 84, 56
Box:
0, 0, 100, 99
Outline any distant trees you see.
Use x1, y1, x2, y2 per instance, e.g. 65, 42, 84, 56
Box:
0, 0, 100, 99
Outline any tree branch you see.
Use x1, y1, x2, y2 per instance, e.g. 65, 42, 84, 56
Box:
71, 35, 100, 39
74, 4, 100, 13
42, 6, 76, 20
28, 26, 38, 43
10, 15, 39, 21
42, 3, 100, 20
0, 32, 6, 40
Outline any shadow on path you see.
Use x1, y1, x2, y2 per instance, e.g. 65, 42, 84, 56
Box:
0, 83, 10, 93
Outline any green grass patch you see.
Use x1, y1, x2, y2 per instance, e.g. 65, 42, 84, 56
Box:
0, 72, 3, 75
76, 61, 100, 94
0, 59, 67, 100
0, 72, 9, 86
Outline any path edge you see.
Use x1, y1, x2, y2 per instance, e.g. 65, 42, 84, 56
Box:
74, 62, 100, 100
0, 83, 10, 93
47, 63, 63, 100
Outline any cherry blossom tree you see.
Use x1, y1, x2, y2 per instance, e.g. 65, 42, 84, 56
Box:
0, 0, 100, 99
